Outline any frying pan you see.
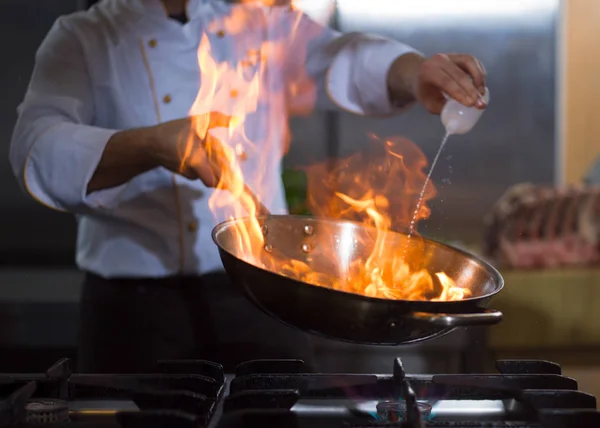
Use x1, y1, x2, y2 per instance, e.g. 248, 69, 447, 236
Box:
212, 214, 504, 345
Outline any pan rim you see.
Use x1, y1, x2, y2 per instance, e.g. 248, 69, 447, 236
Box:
211, 214, 504, 304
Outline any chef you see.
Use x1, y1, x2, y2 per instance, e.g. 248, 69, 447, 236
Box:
9, 0, 487, 373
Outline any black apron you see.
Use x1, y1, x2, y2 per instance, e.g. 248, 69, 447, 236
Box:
77, 271, 316, 373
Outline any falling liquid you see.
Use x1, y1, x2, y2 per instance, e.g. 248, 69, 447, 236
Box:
405, 132, 451, 243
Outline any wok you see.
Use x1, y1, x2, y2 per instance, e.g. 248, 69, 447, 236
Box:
212, 215, 504, 345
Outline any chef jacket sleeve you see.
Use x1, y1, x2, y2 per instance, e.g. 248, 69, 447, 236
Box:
9, 18, 123, 214
285, 10, 421, 117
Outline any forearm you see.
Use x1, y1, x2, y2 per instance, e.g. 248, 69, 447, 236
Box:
386, 52, 426, 108
314, 32, 422, 116
86, 126, 159, 194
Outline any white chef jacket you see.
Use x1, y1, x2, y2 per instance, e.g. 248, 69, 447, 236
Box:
9, 0, 417, 278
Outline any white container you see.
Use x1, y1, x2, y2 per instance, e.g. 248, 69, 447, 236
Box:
441, 87, 490, 135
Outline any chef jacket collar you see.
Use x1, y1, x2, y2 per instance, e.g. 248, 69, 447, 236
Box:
128, 0, 292, 19
126, 0, 223, 20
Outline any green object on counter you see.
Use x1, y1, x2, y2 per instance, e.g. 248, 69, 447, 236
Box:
282, 168, 311, 215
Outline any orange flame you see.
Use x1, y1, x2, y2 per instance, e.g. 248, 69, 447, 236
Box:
187, 5, 470, 302
292, 136, 471, 301
188, 29, 265, 263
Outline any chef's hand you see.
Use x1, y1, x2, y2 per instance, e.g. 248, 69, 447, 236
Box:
387, 52, 487, 115
152, 112, 234, 187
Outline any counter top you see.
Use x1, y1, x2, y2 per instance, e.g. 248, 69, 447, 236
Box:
0, 268, 471, 354
0, 269, 83, 348
488, 268, 600, 349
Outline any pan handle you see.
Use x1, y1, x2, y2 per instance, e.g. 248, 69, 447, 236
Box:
405, 309, 503, 327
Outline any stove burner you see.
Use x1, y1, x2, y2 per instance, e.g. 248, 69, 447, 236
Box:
1, 357, 600, 428
376, 400, 432, 422
24, 399, 69, 425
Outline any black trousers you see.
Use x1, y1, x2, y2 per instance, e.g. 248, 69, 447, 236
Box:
77, 271, 316, 373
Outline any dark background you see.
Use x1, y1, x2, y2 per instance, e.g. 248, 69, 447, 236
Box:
0, 0, 558, 373
0, 0, 88, 267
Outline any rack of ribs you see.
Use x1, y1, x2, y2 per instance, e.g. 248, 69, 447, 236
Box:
482, 183, 600, 269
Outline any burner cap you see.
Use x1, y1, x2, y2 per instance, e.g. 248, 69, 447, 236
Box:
376, 400, 432, 422
25, 399, 69, 424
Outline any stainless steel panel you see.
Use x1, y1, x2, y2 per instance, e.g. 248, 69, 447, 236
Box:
0, 269, 83, 348
288, 0, 558, 373
333, 0, 559, 245
0, 0, 83, 261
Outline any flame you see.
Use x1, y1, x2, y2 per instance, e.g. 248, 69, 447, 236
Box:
187, 4, 470, 302
282, 136, 471, 301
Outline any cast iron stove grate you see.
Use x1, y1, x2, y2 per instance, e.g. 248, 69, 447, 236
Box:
0, 357, 225, 427
0, 357, 599, 427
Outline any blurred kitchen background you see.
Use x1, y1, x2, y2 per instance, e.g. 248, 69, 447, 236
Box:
1, 0, 599, 396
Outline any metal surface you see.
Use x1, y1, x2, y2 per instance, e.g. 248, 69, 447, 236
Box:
0, 0, 83, 265
212, 215, 504, 345
286, 0, 560, 246
584, 156, 600, 185
0, 267, 469, 374
4, 357, 600, 427
67, 397, 508, 420
0, 1, 559, 255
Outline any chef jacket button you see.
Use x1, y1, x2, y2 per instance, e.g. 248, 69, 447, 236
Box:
187, 221, 198, 232
163, 94, 172, 104
217, 30, 226, 38
148, 39, 157, 48
230, 89, 239, 98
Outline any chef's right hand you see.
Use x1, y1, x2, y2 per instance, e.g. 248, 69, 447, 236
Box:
151, 112, 233, 187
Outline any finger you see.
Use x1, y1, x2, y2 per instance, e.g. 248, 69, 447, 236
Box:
441, 60, 481, 105
182, 132, 222, 187
203, 133, 229, 166
188, 148, 220, 187
452, 56, 487, 97
190, 112, 233, 141
476, 58, 487, 93
208, 111, 234, 129
204, 133, 229, 185
449, 54, 486, 94
196, 164, 220, 188
177, 126, 199, 173
423, 92, 446, 115
421, 58, 470, 106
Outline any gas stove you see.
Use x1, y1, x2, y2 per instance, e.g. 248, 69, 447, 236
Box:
1, 357, 598, 428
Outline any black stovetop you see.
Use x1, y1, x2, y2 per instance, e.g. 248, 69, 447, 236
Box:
0, 357, 598, 428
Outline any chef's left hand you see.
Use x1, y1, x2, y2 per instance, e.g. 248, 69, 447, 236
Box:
387, 52, 487, 115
